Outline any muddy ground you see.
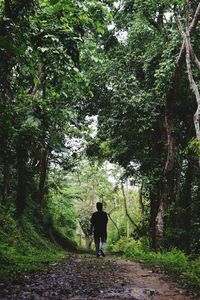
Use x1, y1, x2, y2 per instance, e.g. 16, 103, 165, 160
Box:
0, 253, 197, 299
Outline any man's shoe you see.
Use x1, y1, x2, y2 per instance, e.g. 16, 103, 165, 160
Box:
96, 250, 101, 258
100, 249, 105, 257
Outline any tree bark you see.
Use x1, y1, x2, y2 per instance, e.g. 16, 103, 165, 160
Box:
108, 205, 121, 240
121, 183, 139, 230
2, 161, 9, 206
181, 159, 193, 253
0, 7, 12, 206
155, 94, 176, 250
16, 140, 28, 216
139, 180, 144, 218
38, 148, 49, 209
154, 2, 200, 250
108, 213, 121, 241
175, 2, 200, 166
0, 0, 35, 208
176, 3, 200, 68
149, 189, 159, 250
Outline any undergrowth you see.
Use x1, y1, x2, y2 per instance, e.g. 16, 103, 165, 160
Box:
0, 209, 67, 280
112, 237, 200, 296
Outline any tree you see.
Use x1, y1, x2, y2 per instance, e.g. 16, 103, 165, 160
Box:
0, 0, 112, 215
82, 0, 200, 251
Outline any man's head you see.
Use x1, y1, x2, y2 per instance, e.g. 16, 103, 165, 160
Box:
96, 202, 103, 211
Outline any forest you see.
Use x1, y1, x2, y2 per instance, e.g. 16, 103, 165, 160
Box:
0, 0, 200, 298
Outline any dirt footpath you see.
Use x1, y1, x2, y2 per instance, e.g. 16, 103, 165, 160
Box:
0, 254, 197, 299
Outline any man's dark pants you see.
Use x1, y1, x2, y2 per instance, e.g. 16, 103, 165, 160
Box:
94, 231, 107, 255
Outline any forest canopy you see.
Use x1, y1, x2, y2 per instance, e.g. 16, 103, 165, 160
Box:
0, 0, 200, 282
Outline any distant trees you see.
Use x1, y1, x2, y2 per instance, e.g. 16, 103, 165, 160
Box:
53, 160, 142, 250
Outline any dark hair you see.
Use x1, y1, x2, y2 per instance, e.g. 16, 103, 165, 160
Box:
96, 202, 103, 211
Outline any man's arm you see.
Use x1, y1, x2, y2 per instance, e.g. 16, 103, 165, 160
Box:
105, 212, 108, 225
90, 223, 94, 235
90, 213, 94, 235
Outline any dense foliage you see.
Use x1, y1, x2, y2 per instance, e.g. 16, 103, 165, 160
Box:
0, 0, 199, 289
83, 0, 200, 253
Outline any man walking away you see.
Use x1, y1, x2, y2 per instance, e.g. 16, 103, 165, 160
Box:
91, 202, 108, 257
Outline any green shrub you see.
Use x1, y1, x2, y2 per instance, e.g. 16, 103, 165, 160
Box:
0, 211, 66, 280
183, 257, 200, 289
158, 249, 188, 273
112, 237, 133, 252
112, 237, 200, 295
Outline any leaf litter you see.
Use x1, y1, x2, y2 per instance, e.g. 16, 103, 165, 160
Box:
0, 253, 197, 299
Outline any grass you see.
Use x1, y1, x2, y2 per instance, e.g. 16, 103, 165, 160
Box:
0, 211, 67, 281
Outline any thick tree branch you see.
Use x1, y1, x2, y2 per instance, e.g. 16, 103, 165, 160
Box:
175, 4, 200, 165
144, 14, 161, 32
121, 183, 139, 230
176, 3, 200, 67
108, 205, 119, 215
188, 2, 200, 32
108, 213, 121, 240
28, 64, 45, 96
139, 181, 144, 217
187, 37, 200, 72
143, 5, 168, 41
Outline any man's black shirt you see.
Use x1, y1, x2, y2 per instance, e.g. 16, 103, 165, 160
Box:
91, 210, 108, 235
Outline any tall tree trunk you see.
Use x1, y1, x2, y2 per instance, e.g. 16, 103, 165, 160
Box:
16, 139, 28, 216
38, 148, 49, 209
2, 160, 9, 206
154, 2, 200, 249
171, 160, 182, 231
79, 226, 82, 247
37, 62, 49, 210
155, 103, 176, 250
181, 159, 193, 253
139, 180, 145, 228
149, 186, 160, 250
0, 16, 12, 207
0, 0, 35, 208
